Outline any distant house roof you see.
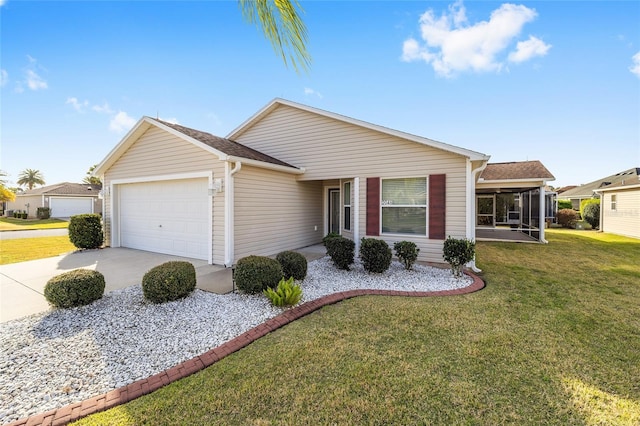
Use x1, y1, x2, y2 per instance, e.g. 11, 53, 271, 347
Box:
556, 185, 577, 194
154, 119, 296, 169
479, 160, 555, 181
559, 167, 640, 198
17, 182, 101, 197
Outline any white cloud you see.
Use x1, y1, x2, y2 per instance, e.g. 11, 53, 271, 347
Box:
402, 1, 549, 77
304, 87, 323, 99
109, 111, 137, 133
508, 35, 551, 63
0, 69, 7, 87
0, 1, 7, 7
630, 51, 640, 78
92, 102, 113, 114
66, 97, 89, 112
25, 69, 47, 90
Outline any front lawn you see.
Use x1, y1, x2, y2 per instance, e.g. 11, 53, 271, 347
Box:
0, 217, 69, 231
75, 229, 640, 425
0, 236, 76, 265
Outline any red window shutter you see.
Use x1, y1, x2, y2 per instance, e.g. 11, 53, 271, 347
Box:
366, 177, 380, 236
429, 174, 446, 240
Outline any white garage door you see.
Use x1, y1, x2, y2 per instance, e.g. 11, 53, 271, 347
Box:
119, 178, 209, 260
50, 197, 93, 218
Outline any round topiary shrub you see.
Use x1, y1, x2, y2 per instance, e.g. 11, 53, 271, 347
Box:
68, 214, 104, 249
44, 269, 106, 309
276, 251, 308, 281
583, 202, 600, 229
325, 236, 355, 270
234, 255, 283, 294
360, 238, 392, 273
556, 208, 578, 229
142, 261, 196, 303
393, 241, 420, 270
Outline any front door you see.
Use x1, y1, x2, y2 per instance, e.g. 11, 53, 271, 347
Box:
328, 189, 340, 234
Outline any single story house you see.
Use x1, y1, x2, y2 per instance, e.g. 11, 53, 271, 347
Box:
559, 167, 640, 209
594, 177, 640, 239
94, 98, 554, 267
5, 182, 102, 218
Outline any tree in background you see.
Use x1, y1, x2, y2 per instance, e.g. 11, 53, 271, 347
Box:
83, 164, 102, 187
17, 169, 46, 190
0, 170, 16, 202
239, 0, 310, 72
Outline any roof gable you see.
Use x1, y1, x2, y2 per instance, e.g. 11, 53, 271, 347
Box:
94, 116, 300, 176
227, 98, 490, 161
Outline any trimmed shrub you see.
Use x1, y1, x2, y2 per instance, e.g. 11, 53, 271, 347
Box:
325, 236, 355, 270
394, 241, 420, 270
276, 251, 308, 281
443, 236, 475, 278
557, 199, 573, 211
234, 255, 283, 294
360, 238, 392, 273
580, 198, 599, 220
322, 232, 341, 247
264, 277, 303, 307
44, 269, 106, 308
556, 208, 578, 229
583, 202, 600, 229
142, 261, 196, 303
68, 214, 103, 249
37, 207, 51, 219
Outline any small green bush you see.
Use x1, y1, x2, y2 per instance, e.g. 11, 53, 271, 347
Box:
234, 255, 283, 294
583, 202, 600, 229
322, 232, 341, 247
68, 214, 103, 249
325, 236, 355, 270
580, 198, 599, 220
360, 238, 392, 273
276, 251, 308, 281
556, 208, 578, 229
44, 269, 106, 308
263, 277, 303, 307
37, 207, 51, 219
443, 236, 475, 278
394, 241, 420, 270
142, 261, 196, 303
557, 199, 573, 211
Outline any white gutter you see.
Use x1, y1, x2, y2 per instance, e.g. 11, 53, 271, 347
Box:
224, 161, 242, 267
467, 160, 488, 273
226, 156, 305, 175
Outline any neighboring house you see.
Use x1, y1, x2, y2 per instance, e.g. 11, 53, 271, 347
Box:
5, 182, 102, 218
94, 98, 554, 266
476, 161, 556, 241
559, 167, 640, 209
594, 177, 640, 239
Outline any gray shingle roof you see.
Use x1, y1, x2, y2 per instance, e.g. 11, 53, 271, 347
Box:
559, 167, 640, 198
17, 182, 101, 196
154, 119, 297, 169
480, 160, 555, 181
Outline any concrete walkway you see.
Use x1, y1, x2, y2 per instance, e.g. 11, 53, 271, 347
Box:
0, 248, 229, 323
0, 229, 69, 240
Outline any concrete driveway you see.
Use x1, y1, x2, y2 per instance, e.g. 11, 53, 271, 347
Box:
0, 248, 231, 323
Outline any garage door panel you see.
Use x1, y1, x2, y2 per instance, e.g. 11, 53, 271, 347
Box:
119, 178, 209, 260
50, 197, 93, 218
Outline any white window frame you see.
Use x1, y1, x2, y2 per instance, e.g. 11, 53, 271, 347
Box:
611, 194, 617, 211
343, 181, 351, 231
380, 177, 428, 236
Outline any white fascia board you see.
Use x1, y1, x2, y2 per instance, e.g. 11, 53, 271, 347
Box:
477, 178, 554, 185
595, 183, 640, 193
93, 117, 229, 177
226, 156, 305, 175
227, 98, 490, 162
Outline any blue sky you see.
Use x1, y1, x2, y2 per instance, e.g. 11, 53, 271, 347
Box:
2, 0, 639, 189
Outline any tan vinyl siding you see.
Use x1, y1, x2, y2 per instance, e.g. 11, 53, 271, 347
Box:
234, 165, 322, 261
6, 196, 42, 218
601, 189, 640, 239
102, 126, 225, 263
235, 104, 469, 264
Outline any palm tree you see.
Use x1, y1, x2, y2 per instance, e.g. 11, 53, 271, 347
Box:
83, 164, 102, 186
239, 0, 310, 72
17, 169, 45, 190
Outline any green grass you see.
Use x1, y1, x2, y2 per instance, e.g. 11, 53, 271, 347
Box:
0, 217, 69, 231
75, 229, 640, 425
0, 236, 76, 265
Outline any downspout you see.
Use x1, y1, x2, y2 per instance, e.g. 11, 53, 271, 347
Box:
224, 161, 242, 267
353, 177, 360, 253
539, 185, 548, 244
467, 160, 488, 273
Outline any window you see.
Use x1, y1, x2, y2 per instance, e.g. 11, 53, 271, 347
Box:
611, 194, 617, 211
381, 177, 427, 235
343, 182, 351, 231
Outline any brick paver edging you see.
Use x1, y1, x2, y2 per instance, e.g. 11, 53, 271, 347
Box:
8, 271, 484, 426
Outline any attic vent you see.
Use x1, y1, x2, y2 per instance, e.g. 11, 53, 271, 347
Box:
87, 187, 92, 190
598, 181, 611, 188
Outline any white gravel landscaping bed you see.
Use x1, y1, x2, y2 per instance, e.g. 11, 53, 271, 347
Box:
0, 257, 471, 424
